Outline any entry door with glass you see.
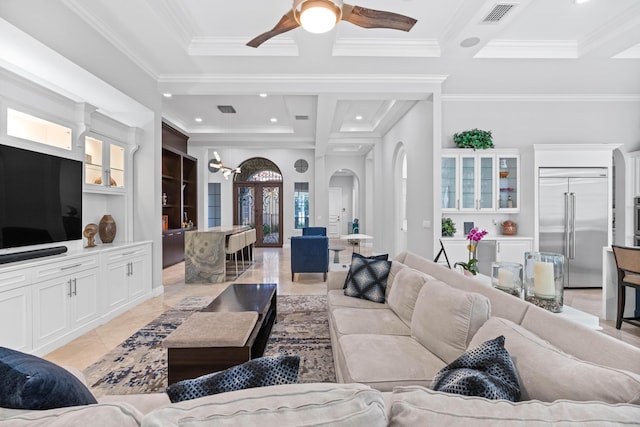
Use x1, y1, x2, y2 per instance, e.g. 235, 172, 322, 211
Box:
235, 183, 283, 247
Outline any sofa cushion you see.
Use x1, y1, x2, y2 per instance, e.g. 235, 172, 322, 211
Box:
387, 267, 429, 327
332, 308, 411, 336
344, 256, 392, 303
143, 383, 387, 427
389, 386, 640, 427
469, 317, 640, 404
338, 334, 446, 391
166, 355, 300, 403
328, 289, 390, 309
0, 403, 144, 427
411, 280, 491, 363
431, 336, 520, 401
0, 346, 97, 410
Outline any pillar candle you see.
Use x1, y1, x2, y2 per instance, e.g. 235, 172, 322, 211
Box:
533, 261, 555, 297
497, 268, 514, 289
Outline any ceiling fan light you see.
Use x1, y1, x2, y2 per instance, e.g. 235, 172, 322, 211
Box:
299, 1, 339, 34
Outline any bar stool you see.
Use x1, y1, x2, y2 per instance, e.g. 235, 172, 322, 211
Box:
226, 233, 244, 279
245, 228, 257, 263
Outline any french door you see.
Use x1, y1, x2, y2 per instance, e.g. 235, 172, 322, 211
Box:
234, 182, 283, 247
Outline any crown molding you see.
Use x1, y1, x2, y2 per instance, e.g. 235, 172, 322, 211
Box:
474, 40, 578, 59
442, 94, 640, 102
332, 38, 440, 58
613, 43, 640, 59
63, 0, 159, 79
158, 74, 448, 95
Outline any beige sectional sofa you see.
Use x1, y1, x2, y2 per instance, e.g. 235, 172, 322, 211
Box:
3, 251, 640, 426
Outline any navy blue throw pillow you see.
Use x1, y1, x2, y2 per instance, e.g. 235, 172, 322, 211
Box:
431, 336, 521, 401
166, 355, 300, 403
0, 346, 97, 410
343, 256, 391, 303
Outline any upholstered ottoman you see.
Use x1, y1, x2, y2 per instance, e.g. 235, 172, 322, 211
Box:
162, 311, 259, 384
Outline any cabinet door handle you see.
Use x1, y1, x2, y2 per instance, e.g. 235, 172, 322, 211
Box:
73, 278, 77, 296
61, 264, 82, 271
67, 279, 73, 297
130, 262, 134, 276
106, 169, 111, 187
122, 251, 137, 256
497, 242, 501, 253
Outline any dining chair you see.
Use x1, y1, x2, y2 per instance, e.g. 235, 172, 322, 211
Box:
611, 245, 640, 329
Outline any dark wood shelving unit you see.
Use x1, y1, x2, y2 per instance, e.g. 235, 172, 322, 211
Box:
162, 122, 197, 268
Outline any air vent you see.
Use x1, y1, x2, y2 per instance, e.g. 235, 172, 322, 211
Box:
217, 105, 236, 114
482, 3, 516, 23
295, 115, 309, 121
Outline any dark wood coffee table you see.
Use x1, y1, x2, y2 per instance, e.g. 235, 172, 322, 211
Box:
164, 283, 277, 385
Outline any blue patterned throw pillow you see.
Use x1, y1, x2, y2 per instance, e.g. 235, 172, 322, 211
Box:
343, 253, 389, 289
0, 346, 97, 410
431, 336, 520, 401
343, 256, 391, 303
166, 355, 300, 403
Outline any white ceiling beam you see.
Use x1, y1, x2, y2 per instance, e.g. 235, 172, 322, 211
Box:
578, 3, 640, 59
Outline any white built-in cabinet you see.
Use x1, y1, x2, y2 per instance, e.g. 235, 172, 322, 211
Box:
441, 237, 533, 270
104, 243, 150, 316
0, 242, 152, 357
0, 68, 155, 357
495, 239, 533, 264
442, 149, 520, 213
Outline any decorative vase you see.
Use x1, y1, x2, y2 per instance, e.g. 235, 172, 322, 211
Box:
524, 252, 565, 313
99, 214, 117, 243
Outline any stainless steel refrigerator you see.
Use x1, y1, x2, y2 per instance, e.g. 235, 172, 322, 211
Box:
538, 168, 608, 288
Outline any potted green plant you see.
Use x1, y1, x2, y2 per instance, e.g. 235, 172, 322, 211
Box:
453, 128, 494, 150
441, 217, 456, 237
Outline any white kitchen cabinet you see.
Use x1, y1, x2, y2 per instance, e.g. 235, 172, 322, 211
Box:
440, 239, 471, 267
495, 239, 532, 265
32, 261, 99, 351
441, 149, 520, 213
104, 243, 151, 315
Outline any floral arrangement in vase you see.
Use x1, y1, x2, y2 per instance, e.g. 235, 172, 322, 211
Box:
454, 227, 488, 275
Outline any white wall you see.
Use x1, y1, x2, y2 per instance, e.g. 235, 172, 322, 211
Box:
377, 100, 435, 258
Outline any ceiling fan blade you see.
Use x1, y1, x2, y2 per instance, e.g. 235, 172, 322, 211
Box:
342, 4, 417, 32
247, 10, 299, 48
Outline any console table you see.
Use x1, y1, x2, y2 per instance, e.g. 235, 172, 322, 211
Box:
184, 225, 250, 283
163, 283, 277, 385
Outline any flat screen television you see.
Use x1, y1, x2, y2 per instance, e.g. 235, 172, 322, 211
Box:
0, 144, 83, 250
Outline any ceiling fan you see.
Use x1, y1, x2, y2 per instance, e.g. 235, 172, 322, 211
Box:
208, 152, 241, 179
247, 0, 417, 48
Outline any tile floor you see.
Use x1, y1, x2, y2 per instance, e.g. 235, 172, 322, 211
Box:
44, 244, 640, 371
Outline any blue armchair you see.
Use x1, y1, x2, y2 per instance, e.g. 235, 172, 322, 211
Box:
290, 235, 329, 281
302, 227, 327, 236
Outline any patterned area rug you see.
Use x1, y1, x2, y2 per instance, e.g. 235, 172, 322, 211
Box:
83, 294, 334, 397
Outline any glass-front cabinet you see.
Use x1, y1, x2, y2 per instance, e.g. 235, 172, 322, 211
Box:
441, 149, 519, 213
497, 154, 520, 212
441, 155, 458, 211
85, 135, 125, 191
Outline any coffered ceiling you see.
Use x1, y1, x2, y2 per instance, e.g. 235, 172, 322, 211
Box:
1, 0, 639, 155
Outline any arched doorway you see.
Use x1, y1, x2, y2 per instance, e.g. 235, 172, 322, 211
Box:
233, 158, 283, 247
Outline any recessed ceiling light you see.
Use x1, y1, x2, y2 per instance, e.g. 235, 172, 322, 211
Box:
195, 117, 203, 122
163, 93, 172, 98
460, 37, 481, 48
259, 93, 268, 98
355, 115, 363, 121
270, 118, 278, 123
574, 0, 589, 3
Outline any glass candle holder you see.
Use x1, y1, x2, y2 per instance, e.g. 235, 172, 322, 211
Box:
491, 262, 523, 298
524, 252, 565, 313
